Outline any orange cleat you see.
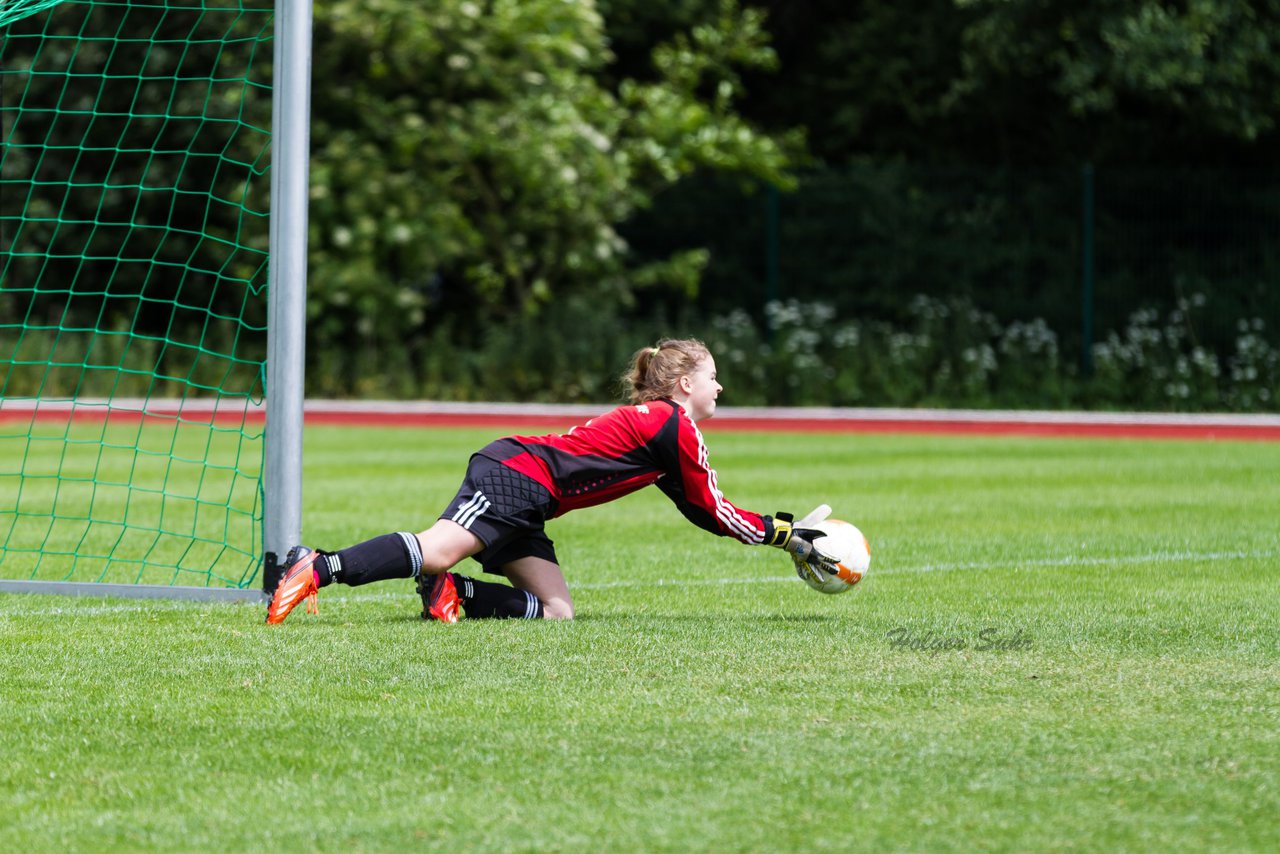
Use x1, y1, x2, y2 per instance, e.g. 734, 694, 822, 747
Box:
266, 546, 321, 624
418, 571, 460, 624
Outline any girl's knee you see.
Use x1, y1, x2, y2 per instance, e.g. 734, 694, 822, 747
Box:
416, 521, 482, 572
541, 598, 575, 621
418, 552, 456, 574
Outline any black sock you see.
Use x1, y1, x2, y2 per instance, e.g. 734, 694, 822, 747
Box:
319, 532, 423, 587
454, 574, 543, 619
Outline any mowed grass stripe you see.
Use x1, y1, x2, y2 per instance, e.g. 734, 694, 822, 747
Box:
1, 427, 1277, 852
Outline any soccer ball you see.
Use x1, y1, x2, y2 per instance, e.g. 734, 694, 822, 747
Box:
795, 519, 870, 594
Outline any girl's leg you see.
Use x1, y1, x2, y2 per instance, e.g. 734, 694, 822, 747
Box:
317, 518, 481, 587
449, 556, 572, 621
415, 518, 484, 573
500, 556, 574, 620
268, 520, 479, 624
413, 520, 485, 623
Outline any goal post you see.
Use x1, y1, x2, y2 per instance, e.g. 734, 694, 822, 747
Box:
0, 0, 311, 601
262, 0, 311, 598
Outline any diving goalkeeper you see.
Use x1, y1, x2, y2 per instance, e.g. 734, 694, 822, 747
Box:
266, 338, 834, 624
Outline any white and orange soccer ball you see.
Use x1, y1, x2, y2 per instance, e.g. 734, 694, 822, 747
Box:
795, 519, 870, 594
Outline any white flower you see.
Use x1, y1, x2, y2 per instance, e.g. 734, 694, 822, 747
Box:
577, 123, 612, 152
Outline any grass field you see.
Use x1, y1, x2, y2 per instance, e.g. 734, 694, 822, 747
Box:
2, 425, 1278, 851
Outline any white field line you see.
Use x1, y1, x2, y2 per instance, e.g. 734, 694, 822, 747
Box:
2, 547, 1274, 616
573, 547, 1278, 589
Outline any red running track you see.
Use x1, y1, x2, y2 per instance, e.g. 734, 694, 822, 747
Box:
3, 399, 1279, 440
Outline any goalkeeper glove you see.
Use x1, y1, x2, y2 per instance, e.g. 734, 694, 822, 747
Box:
792, 550, 840, 586
767, 504, 839, 582
765, 503, 832, 560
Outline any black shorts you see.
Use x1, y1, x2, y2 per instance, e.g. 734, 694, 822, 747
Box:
440, 454, 559, 575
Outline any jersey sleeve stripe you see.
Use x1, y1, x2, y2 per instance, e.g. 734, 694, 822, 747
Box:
689, 421, 764, 544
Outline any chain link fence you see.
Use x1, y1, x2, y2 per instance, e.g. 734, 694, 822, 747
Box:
627, 164, 1280, 370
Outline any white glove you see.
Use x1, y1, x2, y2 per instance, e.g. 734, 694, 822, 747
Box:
796, 504, 831, 528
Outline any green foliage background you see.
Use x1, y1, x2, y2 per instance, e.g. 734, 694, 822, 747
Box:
300, 0, 1280, 406
304, 0, 795, 348
3, 0, 1279, 408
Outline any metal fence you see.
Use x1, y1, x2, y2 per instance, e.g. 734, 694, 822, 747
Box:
626, 164, 1280, 370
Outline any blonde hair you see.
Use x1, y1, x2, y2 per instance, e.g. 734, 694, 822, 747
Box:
623, 338, 711, 404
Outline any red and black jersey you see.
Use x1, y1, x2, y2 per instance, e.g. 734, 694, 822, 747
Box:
475, 399, 776, 545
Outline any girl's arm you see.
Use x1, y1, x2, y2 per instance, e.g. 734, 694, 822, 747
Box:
656, 408, 775, 545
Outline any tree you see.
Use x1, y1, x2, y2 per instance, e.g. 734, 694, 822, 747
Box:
736, 0, 1280, 166
736, 1, 970, 164
951, 0, 1280, 144
305, 0, 798, 360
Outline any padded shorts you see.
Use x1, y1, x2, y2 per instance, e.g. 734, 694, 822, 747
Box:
440, 454, 559, 575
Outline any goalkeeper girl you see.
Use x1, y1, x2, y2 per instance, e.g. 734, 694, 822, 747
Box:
266, 338, 832, 624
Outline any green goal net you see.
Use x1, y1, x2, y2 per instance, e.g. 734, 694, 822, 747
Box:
0, 0, 276, 590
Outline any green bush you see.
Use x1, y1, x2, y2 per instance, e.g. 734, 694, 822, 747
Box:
7, 293, 1275, 412
297, 292, 1277, 412
1087, 297, 1278, 411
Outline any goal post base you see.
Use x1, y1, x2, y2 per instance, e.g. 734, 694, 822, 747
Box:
262, 551, 285, 598
0, 579, 267, 603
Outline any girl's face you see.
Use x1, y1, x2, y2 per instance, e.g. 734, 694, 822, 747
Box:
678, 354, 722, 422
